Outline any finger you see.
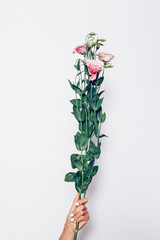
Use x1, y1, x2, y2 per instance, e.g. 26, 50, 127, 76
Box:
69, 206, 87, 222
75, 197, 88, 207
78, 221, 86, 230
74, 210, 88, 221
69, 192, 80, 213
78, 215, 90, 230
76, 214, 90, 223
71, 204, 86, 216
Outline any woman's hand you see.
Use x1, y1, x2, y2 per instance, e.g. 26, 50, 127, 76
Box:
59, 192, 90, 240
65, 192, 90, 232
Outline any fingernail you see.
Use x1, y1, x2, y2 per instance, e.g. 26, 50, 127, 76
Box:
70, 218, 74, 222
74, 220, 76, 223
70, 213, 74, 217
75, 202, 79, 207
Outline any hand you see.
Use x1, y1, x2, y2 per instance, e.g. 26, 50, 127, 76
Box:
65, 192, 90, 233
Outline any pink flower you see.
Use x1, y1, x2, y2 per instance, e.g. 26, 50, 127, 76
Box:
98, 52, 114, 62
72, 44, 87, 55
85, 59, 103, 81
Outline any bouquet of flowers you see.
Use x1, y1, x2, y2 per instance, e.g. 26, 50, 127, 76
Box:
64, 32, 114, 239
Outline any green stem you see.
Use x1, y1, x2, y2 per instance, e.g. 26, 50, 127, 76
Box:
94, 109, 98, 137
74, 151, 83, 240
102, 64, 104, 77
74, 191, 81, 240
74, 229, 78, 240
80, 82, 83, 132
95, 81, 99, 144
81, 150, 84, 184
86, 110, 88, 136
74, 75, 78, 108
97, 122, 101, 145
91, 84, 92, 101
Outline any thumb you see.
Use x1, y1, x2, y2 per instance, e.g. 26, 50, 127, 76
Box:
69, 192, 80, 213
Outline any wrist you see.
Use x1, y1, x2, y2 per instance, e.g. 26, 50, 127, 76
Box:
64, 221, 75, 235
59, 223, 74, 240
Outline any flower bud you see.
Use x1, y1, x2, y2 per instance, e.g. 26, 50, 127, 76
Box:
87, 41, 93, 48
104, 62, 114, 68
96, 43, 100, 50
98, 38, 107, 42
92, 36, 98, 45
89, 32, 96, 36
98, 52, 114, 62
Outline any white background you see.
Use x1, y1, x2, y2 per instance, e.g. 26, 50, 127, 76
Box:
0, 0, 160, 239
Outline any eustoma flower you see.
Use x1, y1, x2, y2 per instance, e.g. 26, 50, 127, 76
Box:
72, 44, 87, 55
85, 59, 103, 81
97, 52, 114, 62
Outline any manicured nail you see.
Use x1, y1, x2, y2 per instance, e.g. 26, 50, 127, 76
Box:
74, 220, 76, 223
71, 218, 74, 222
75, 202, 79, 206
70, 213, 74, 217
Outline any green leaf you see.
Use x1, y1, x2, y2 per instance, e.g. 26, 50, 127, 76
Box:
77, 79, 80, 87
84, 155, 94, 162
87, 140, 101, 159
79, 118, 90, 137
70, 99, 81, 108
99, 134, 108, 138
101, 113, 106, 123
78, 121, 85, 132
82, 84, 89, 94
74, 132, 88, 151
97, 77, 104, 86
88, 110, 93, 122
83, 161, 88, 171
96, 98, 104, 110
74, 132, 81, 151
73, 106, 82, 121
79, 133, 88, 150
71, 154, 81, 162
81, 177, 92, 193
74, 64, 78, 70
95, 142, 101, 159
81, 110, 86, 122
90, 98, 103, 111
84, 159, 95, 178
97, 111, 106, 123
88, 140, 96, 155
82, 94, 87, 104
68, 80, 82, 95
72, 106, 86, 122
77, 59, 81, 71
88, 123, 95, 138
98, 90, 105, 97
64, 172, 76, 182
70, 99, 87, 110
97, 107, 102, 122
87, 84, 97, 101
75, 171, 82, 192
72, 161, 83, 171
70, 154, 83, 171
92, 166, 98, 177
94, 126, 99, 138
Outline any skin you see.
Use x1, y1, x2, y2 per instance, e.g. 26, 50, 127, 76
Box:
59, 192, 90, 240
